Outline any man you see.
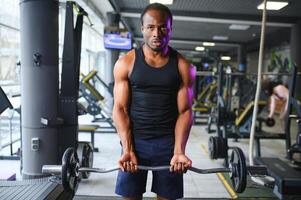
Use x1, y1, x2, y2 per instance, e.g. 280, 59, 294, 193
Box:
112, 3, 195, 200
262, 79, 289, 120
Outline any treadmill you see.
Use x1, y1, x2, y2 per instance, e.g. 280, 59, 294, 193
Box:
0, 87, 74, 199
255, 157, 301, 199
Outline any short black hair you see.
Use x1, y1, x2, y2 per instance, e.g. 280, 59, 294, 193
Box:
140, 3, 173, 25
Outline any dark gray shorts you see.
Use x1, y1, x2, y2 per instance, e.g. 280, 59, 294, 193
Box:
115, 137, 183, 199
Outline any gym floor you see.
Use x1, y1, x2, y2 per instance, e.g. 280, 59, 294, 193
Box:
0, 113, 296, 199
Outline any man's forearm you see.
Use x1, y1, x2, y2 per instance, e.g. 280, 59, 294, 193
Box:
113, 107, 133, 152
174, 110, 193, 154
269, 97, 276, 118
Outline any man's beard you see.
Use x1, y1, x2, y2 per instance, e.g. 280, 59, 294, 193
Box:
146, 42, 164, 52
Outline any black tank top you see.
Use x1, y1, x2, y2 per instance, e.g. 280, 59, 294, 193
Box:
129, 47, 181, 139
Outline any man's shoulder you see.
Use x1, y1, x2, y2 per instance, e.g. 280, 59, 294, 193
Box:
121, 49, 136, 61
174, 50, 190, 68
116, 49, 136, 67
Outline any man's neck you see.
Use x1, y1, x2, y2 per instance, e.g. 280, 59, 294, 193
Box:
143, 44, 170, 58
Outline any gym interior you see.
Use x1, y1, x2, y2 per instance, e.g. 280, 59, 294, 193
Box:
1, 0, 301, 199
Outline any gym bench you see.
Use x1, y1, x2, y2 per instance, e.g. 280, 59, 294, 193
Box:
78, 124, 100, 152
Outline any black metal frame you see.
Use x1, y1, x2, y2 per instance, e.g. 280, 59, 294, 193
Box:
212, 63, 292, 166
0, 86, 20, 160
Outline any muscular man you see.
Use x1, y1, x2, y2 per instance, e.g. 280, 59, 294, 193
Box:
112, 3, 195, 200
262, 79, 289, 120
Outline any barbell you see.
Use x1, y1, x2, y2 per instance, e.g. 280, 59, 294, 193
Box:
196, 71, 301, 77
42, 147, 268, 193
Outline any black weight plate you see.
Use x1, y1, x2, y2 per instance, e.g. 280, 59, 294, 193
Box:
215, 136, 222, 158
216, 137, 222, 158
229, 147, 247, 193
223, 138, 228, 158
81, 143, 94, 179
266, 118, 275, 127
62, 147, 80, 192
208, 136, 217, 159
217, 137, 228, 158
213, 136, 218, 159
87, 104, 101, 115
76, 142, 84, 180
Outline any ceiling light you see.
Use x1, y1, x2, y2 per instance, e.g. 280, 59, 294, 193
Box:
229, 24, 250, 30
257, 1, 288, 10
150, 0, 173, 4
195, 46, 205, 51
213, 35, 229, 41
221, 56, 231, 61
203, 42, 215, 46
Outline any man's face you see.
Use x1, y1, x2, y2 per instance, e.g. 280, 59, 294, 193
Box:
141, 9, 172, 52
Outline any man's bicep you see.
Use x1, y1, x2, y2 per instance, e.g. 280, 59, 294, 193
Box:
113, 62, 130, 108
114, 79, 130, 108
177, 58, 195, 113
177, 82, 194, 112
177, 70, 194, 113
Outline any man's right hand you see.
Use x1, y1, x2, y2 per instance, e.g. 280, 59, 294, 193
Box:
118, 151, 138, 173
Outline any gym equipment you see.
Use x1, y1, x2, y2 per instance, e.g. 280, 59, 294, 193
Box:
255, 157, 301, 199
0, 177, 73, 200
252, 64, 301, 200
76, 142, 93, 179
208, 136, 228, 159
288, 117, 301, 164
235, 101, 268, 134
42, 147, 268, 193
0, 87, 21, 160
193, 83, 217, 125
287, 98, 301, 164
265, 117, 275, 127
284, 67, 301, 161
79, 70, 116, 133
78, 125, 100, 152
210, 63, 287, 166
286, 96, 301, 164
0, 87, 13, 115
196, 71, 301, 77
61, 146, 79, 191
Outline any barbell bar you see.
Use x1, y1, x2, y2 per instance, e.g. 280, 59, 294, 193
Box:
42, 147, 268, 193
196, 71, 301, 77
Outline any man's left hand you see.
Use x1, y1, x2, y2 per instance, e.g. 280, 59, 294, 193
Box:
170, 154, 192, 173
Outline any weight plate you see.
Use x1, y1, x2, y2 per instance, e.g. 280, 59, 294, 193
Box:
217, 137, 228, 159
81, 143, 94, 179
229, 147, 247, 193
87, 104, 101, 115
208, 136, 217, 159
215, 136, 220, 158
266, 118, 275, 127
216, 137, 222, 158
62, 147, 80, 192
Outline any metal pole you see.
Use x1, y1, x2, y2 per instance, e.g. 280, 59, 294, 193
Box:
20, 0, 59, 178
249, 0, 267, 166
105, 12, 120, 95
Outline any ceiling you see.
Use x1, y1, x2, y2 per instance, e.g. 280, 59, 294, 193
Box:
98, 0, 301, 63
